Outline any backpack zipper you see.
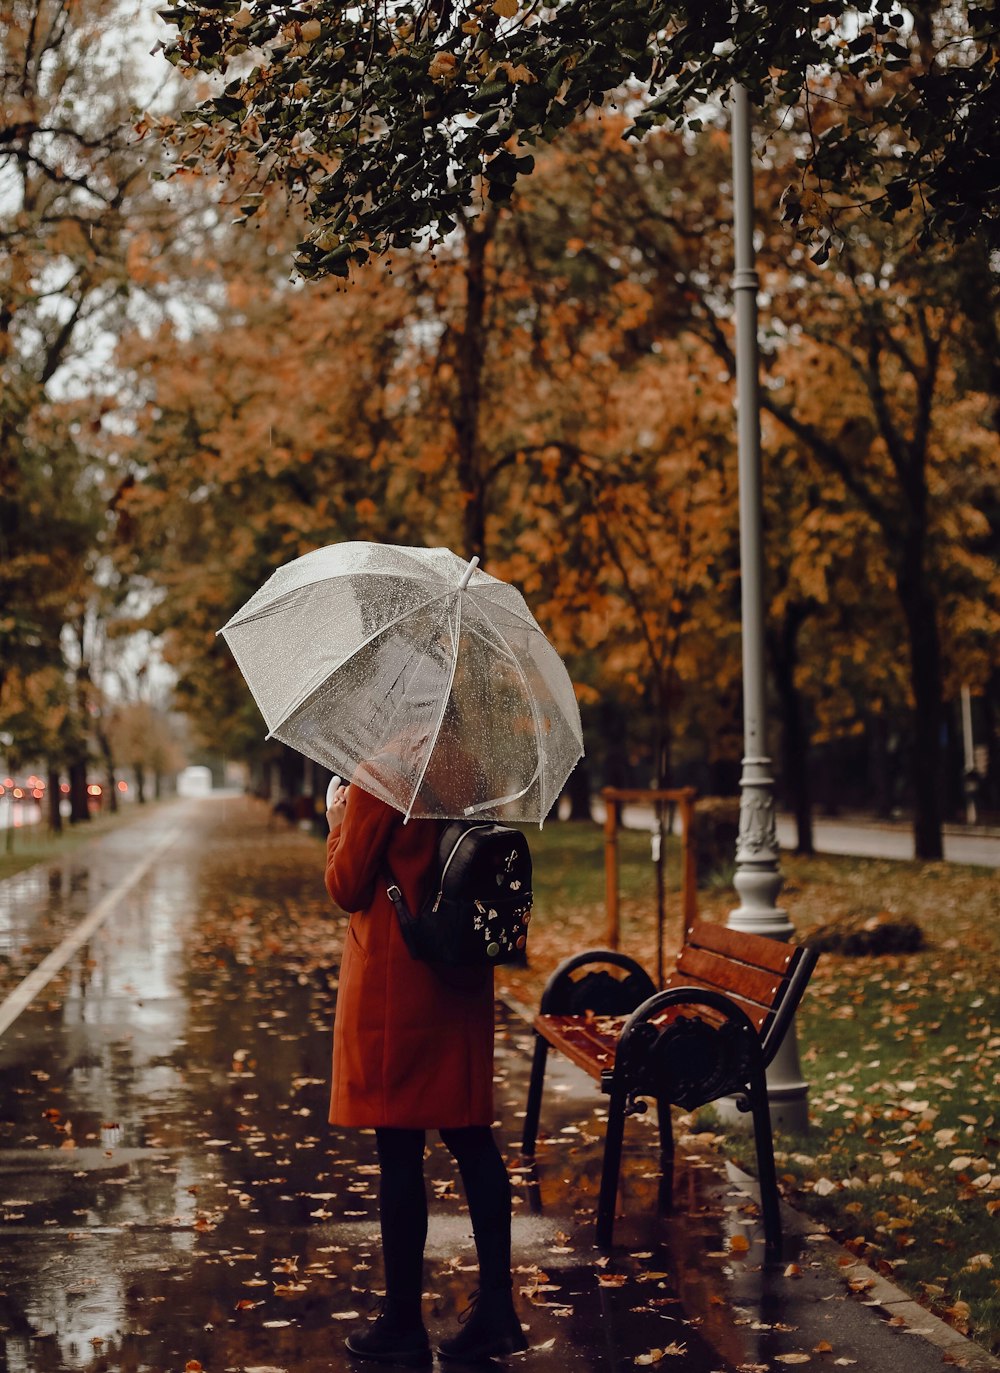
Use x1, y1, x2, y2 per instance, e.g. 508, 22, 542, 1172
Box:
431, 824, 493, 913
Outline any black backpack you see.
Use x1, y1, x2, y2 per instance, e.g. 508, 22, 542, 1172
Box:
384, 821, 533, 967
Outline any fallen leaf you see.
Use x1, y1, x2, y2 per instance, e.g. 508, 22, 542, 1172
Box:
774, 1356, 811, 1365
942, 1301, 971, 1334
635, 1345, 687, 1364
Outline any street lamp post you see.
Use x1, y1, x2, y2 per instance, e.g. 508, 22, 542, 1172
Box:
725, 84, 810, 1133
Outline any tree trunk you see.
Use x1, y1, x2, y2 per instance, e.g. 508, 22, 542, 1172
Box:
897, 541, 945, 860
768, 612, 814, 856
135, 764, 147, 804
68, 758, 90, 823
984, 670, 1000, 815
96, 727, 118, 813
867, 711, 893, 819
47, 768, 62, 833
782, 687, 814, 857
563, 757, 592, 820
600, 698, 630, 789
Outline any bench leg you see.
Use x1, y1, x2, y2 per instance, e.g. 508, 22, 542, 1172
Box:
521, 1159, 543, 1215
747, 1063, 782, 1252
521, 1034, 549, 1157
596, 1089, 627, 1248
656, 1096, 674, 1214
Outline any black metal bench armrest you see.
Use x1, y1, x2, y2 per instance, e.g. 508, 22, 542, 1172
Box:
539, 948, 657, 1015
602, 984, 769, 1115
617, 984, 760, 1049
761, 944, 820, 1069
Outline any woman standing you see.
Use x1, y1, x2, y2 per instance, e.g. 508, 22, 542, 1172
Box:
326, 778, 527, 1365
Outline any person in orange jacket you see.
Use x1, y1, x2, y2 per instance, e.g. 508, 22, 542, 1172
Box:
325, 776, 526, 1365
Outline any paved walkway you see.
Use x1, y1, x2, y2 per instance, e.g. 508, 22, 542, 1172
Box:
774, 815, 1000, 866
0, 797, 996, 1371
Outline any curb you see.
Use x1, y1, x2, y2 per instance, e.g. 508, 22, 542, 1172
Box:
721, 1159, 1000, 1373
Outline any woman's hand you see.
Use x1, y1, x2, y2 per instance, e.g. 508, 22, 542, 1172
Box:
326, 785, 349, 834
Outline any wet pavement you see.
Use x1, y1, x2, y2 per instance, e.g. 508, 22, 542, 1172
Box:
1, 796, 997, 1373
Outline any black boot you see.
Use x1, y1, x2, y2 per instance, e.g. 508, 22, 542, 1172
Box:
345, 1300, 431, 1366
438, 1287, 528, 1362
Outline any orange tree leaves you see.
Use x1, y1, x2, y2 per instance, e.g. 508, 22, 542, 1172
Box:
113, 114, 998, 806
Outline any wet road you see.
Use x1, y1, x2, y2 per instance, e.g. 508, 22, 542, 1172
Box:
0, 797, 993, 1373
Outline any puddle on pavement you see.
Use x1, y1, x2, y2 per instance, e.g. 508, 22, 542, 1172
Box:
1, 800, 879, 1372
0, 810, 188, 1000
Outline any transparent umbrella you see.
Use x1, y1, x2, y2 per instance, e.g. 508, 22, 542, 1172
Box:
219, 542, 584, 825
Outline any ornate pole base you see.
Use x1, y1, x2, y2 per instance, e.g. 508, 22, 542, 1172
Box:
717, 756, 811, 1135
730, 758, 792, 938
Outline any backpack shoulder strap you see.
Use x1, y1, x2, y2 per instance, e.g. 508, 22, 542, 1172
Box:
382, 861, 422, 958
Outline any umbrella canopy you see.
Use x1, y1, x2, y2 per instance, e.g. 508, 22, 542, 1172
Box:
219, 542, 584, 825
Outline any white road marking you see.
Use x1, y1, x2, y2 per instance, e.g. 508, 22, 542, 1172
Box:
0, 825, 185, 1039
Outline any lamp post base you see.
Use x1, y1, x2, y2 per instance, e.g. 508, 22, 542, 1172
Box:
713, 1044, 811, 1135
723, 757, 812, 1134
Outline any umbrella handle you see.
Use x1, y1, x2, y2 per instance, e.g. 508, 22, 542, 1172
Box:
459, 555, 480, 590
325, 776, 343, 808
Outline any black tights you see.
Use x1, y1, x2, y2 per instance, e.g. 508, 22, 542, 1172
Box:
374, 1126, 512, 1318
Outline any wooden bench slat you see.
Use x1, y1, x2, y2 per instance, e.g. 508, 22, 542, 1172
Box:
686, 919, 796, 976
534, 1015, 617, 1080
675, 945, 786, 1010
660, 972, 772, 1032
537, 1002, 737, 1076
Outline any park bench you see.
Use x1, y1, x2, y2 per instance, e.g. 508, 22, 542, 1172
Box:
521, 920, 819, 1250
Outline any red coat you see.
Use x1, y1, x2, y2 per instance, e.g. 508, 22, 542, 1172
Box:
325, 784, 495, 1129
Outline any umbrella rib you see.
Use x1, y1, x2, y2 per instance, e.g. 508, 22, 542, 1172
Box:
462, 762, 542, 817
221, 565, 448, 631
464, 583, 541, 634
265, 584, 461, 738
464, 609, 549, 821
403, 596, 462, 824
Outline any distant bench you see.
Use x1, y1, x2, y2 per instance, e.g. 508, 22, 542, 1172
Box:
521, 920, 819, 1250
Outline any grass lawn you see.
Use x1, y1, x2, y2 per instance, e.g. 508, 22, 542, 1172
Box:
494, 823, 1000, 1355
0, 801, 164, 884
